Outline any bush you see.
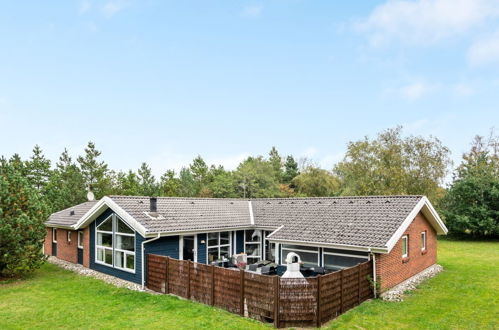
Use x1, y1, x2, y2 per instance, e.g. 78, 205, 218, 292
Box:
0, 156, 48, 277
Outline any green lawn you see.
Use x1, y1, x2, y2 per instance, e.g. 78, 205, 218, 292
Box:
0, 240, 497, 329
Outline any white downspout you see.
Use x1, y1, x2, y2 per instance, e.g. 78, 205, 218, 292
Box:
371, 250, 377, 299
141, 233, 161, 289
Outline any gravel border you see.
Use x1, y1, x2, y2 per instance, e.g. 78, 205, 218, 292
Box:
46, 256, 157, 293
380, 264, 443, 301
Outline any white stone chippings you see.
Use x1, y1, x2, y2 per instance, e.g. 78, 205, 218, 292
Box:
46, 257, 158, 294
380, 264, 443, 302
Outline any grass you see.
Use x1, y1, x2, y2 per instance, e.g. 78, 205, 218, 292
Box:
326, 239, 499, 329
0, 240, 497, 329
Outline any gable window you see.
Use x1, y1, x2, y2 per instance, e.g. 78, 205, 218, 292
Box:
207, 232, 231, 263
67, 231, 72, 243
95, 215, 135, 272
402, 235, 409, 258
52, 228, 57, 243
244, 230, 262, 264
421, 231, 427, 251
78, 231, 84, 249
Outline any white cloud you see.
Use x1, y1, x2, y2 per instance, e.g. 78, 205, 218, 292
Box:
468, 30, 499, 66
454, 83, 474, 96
386, 81, 436, 100
241, 5, 263, 18
357, 0, 499, 46
101, 1, 128, 18
79, 0, 92, 14
319, 152, 344, 170
301, 147, 318, 158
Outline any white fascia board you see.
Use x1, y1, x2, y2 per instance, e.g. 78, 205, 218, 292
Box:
267, 237, 388, 253
144, 226, 255, 238
265, 225, 284, 238
385, 196, 448, 253
73, 196, 147, 237
248, 201, 255, 225
45, 224, 74, 230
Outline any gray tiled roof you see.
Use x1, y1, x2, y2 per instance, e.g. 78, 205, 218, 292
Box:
109, 196, 252, 233
46, 201, 98, 227
254, 196, 423, 248
46, 195, 425, 249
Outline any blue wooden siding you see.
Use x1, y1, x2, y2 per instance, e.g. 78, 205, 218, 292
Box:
144, 236, 179, 258
235, 230, 244, 254
77, 248, 83, 264
89, 208, 143, 284
197, 233, 207, 264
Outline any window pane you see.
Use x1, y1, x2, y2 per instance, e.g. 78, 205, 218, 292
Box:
219, 246, 230, 260
78, 231, 84, 247
282, 249, 318, 267
97, 247, 104, 262
208, 233, 218, 246
97, 232, 113, 247
117, 219, 134, 234
265, 242, 276, 262
104, 249, 113, 265
247, 257, 260, 265
116, 235, 135, 251
245, 243, 260, 257
115, 251, 124, 268
220, 232, 230, 245
208, 247, 218, 263
126, 254, 135, 270
53, 229, 57, 241
97, 218, 112, 231
245, 230, 261, 242
324, 255, 366, 270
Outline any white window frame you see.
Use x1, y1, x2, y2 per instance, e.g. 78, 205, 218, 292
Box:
179, 234, 198, 263
280, 244, 320, 267
402, 235, 409, 258
322, 250, 369, 270
95, 214, 136, 273
206, 231, 232, 263
244, 229, 262, 263
67, 231, 72, 242
421, 231, 427, 251
78, 231, 84, 249
52, 228, 57, 243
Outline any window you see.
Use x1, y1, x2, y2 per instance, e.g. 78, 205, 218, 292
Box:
52, 228, 57, 243
78, 231, 84, 249
244, 230, 262, 264
323, 248, 369, 270
281, 244, 319, 267
207, 232, 231, 263
402, 235, 408, 258
421, 231, 427, 251
67, 231, 72, 242
95, 215, 135, 272
264, 231, 276, 262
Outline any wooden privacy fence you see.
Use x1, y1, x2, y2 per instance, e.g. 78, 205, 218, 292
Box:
147, 254, 373, 328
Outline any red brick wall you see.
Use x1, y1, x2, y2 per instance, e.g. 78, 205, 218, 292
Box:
83, 227, 90, 267
55, 229, 78, 264
44, 227, 52, 255
376, 212, 437, 291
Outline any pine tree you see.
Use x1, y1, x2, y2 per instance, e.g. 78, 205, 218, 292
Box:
138, 162, 157, 196
283, 155, 299, 184
268, 146, 283, 182
159, 170, 180, 196
77, 142, 110, 198
0, 155, 48, 277
26, 145, 52, 192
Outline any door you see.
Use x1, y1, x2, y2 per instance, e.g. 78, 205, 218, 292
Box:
182, 235, 195, 261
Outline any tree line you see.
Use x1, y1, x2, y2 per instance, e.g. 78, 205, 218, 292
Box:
1, 126, 497, 276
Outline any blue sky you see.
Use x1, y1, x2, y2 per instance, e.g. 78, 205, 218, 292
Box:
1, 0, 498, 177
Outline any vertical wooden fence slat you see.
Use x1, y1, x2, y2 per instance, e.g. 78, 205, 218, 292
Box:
316, 275, 322, 328
165, 256, 169, 294
357, 265, 361, 305
211, 264, 215, 306
273, 275, 280, 328
340, 270, 344, 314
240, 269, 245, 316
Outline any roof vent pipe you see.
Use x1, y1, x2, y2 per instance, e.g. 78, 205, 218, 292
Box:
150, 197, 157, 213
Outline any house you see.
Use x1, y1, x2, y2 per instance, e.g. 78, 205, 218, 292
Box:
44, 195, 447, 291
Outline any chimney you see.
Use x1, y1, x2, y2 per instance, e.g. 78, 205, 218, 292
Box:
150, 197, 157, 213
